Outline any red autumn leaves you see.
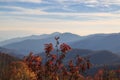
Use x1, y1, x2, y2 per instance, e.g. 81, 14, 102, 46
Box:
44, 43, 54, 54
24, 52, 42, 69
60, 43, 71, 53
44, 43, 71, 54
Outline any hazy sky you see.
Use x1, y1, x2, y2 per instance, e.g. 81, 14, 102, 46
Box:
0, 0, 120, 41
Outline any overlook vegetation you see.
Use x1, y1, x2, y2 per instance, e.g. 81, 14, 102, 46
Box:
0, 37, 120, 80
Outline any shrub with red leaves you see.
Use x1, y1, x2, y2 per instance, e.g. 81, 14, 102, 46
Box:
23, 37, 92, 80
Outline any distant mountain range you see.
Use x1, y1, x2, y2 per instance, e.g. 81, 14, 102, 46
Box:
1, 32, 82, 54
1, 32, 120, 54
70, 33, 120, 53
0, 32, 61, 46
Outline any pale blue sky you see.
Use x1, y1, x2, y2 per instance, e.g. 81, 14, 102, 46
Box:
0, 0, 120, 41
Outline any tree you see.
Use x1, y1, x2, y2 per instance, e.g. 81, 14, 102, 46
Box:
9, 61, 37, 80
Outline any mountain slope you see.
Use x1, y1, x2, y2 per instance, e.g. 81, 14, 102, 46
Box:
0, 52, 19, 65
0, 52, 20, 79
66, 50, 120, 65
39, 49, 120, 65
89, 50, 120, 65
0, 47, 23, 58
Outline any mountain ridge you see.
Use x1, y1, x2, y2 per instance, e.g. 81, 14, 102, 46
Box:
70, 32, 120, 53
2, 32, 82, 54
1, 32, 120, 54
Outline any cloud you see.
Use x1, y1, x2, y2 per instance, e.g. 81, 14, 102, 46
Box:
0, 0, 120, 22
0, 0, 120, 13
57, 0, 120, 8
0, 6, 47, 15
0, 0, 42, 3
0, 5, 120, 23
